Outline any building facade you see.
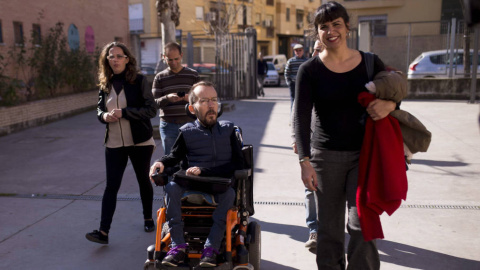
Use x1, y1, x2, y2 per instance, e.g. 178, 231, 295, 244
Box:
0, 0, 129, 78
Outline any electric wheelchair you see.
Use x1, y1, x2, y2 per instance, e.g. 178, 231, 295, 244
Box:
144, 104, 260, 270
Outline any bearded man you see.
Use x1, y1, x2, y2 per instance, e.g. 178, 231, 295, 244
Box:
149, 81, 244, 267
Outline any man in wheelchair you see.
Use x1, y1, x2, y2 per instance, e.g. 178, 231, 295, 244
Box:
149, 81, 244, 268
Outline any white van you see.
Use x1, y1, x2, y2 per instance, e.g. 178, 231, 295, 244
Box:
263, 54, 287, 74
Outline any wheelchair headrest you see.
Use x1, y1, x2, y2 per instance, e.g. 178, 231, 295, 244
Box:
185, 103, 224, 120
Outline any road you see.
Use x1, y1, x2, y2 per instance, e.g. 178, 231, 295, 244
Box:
0, 86, 479, 269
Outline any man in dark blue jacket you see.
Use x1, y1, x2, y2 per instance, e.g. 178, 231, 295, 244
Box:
149, 81, 243, 267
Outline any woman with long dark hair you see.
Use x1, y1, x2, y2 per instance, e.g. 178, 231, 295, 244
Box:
86, 42, 157, 244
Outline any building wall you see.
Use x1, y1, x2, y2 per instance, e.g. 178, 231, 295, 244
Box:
0, 0, 129, 76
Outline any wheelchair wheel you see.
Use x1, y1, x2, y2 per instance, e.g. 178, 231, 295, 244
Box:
247, 221, 261, 269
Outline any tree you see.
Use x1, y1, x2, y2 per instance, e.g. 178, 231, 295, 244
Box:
156, 0, 180, 50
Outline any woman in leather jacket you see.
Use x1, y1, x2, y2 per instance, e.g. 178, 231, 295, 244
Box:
86, 42, 158, 244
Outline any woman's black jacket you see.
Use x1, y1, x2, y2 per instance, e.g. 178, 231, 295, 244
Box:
96, 74, 157, 145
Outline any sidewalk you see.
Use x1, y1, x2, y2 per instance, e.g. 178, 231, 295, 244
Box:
0, 86, 479, 269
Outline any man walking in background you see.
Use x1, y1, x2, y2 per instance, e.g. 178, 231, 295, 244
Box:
152, 42, 199, 155
285, 44, 308, 110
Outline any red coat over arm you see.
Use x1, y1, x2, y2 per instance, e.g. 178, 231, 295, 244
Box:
357, 92, 408, 241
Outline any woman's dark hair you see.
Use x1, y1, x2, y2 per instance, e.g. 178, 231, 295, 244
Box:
98, 42, 138, 92
309, 1, 350, 39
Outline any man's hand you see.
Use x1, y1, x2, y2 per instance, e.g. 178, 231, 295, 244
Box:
186, 166, 201, 176
149, 162, 164, 182
166, 93, 189, 103
366, 99, 396, 121
300, 160, 317, 191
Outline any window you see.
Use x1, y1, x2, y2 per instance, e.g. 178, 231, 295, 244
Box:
286, 8, 290, 22
255, 13, 261, 25
196, 6, 204, 21
296, 9, 304, 23
32, 24, 41, 45
358, 15, 387, 36
266, 0, 274, 6
0, 20, 3, 43
13, 21, 24, 45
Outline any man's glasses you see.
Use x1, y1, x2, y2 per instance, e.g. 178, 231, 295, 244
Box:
197, 97, 218, 105
107, 54, 128, 60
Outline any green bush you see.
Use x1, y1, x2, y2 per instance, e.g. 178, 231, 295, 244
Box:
0, 22, 97, 106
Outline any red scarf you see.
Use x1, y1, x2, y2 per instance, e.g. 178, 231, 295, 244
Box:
357, 92, 408, 241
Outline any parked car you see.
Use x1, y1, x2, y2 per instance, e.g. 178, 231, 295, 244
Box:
408, 49, 480, 79
263, 54, 287, 74
140, 66, 156, 86
263, 62, 281, 87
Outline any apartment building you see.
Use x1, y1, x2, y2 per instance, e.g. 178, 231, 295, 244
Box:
130, 0, 464, 70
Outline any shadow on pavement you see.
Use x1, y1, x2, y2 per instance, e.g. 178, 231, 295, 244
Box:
412, 159, 468, 167
261, 259, 298, 270
251, 218, 307, 244
377, 238, 480, 269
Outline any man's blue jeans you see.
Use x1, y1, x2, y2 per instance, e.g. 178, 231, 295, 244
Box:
159, 121, 184, 155
305, 188, 318, 234
165, 181, 235, 250
288, 82, 295, 111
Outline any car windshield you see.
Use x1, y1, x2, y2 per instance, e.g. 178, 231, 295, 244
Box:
267, 63, 275, 70
264, 57, 273, 62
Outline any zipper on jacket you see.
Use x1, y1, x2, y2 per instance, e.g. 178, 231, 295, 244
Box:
211, 128, 216, 167
117, 88, 125, 146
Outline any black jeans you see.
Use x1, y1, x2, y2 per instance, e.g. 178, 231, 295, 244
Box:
100, 145, 154, 233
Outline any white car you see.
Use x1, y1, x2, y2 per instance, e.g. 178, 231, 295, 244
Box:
263, 62, 281, 86
408, 49, 480, 79
263, 54, 287, 75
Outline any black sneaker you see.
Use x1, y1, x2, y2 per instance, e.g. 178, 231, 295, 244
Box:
144, 219, 155, 232
199, 247, 219, 267
162, 244, 188, 267
85, 230, 108, 244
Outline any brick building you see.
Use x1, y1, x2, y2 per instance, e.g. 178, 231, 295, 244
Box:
0, 0, 129, 78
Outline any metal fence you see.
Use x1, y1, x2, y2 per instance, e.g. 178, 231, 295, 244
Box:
357, 19, 479, 76
214, 28, 257, 100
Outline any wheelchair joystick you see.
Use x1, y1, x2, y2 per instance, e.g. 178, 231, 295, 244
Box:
151, 168, 168, 186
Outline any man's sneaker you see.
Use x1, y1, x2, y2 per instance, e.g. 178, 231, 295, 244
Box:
305, 232, 317, 253
85, 230, 108, 244
199, 246, 219, 267
162, 244, 188, 267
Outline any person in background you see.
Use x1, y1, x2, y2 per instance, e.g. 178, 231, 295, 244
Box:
311, 40, 324, 57
149, 81, 244, 267
152, 42, 199, 156
257, 52, 267, 97
86, 42, 157, 245
295, 2, 399, 269
289, 39, 325, 253
285, 43, 308, 110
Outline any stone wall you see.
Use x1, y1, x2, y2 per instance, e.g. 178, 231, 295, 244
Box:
407, 78, 480, 100
0, 91, 97, 136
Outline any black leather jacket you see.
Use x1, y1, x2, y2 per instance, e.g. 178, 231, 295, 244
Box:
97, 74, 157, 145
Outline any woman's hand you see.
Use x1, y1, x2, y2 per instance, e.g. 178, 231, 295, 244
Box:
103, 112, 119, 122
186, 166, 201, 176
300, 161, 317, 191
366, 99, 396, 121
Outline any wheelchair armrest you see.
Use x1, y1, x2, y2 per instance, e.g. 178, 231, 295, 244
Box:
234, 169, 251, 180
